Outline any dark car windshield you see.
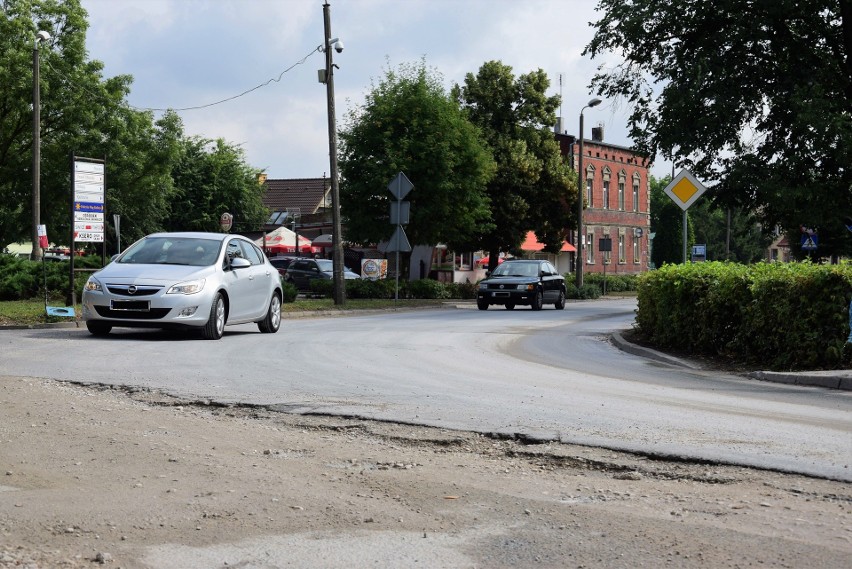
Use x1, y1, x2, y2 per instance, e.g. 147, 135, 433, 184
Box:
118, 237, 221, 267
491, 262, 539, 278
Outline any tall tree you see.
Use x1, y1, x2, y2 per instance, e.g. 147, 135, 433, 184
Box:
453, 61, 576, 269
165, 137, 268, 234
338, 60, 495, 252
585, 0, 852, 259
0, 0, 182, 253
690, 197, 770, 263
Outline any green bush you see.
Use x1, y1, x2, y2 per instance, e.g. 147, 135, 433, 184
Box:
585, 272, 639, 293
565, 281, 580, 299
280, 280, 298, 303
578, 283, 601, 299
347, 278, 395, 299
407, 278, 451, 299
636, 261, 852, 370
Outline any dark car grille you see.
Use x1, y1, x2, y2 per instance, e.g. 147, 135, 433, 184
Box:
484, 283, 521, 290
94, 306, 172, 320
106, 284, 162, 297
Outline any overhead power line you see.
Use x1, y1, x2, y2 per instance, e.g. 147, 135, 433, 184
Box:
44, 45, 321, 113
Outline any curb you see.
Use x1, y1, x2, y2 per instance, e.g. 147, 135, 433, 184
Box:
610, 331, 852, 391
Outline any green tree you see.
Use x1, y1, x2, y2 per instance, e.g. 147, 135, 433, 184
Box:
165, 137, 268, 233
585, 0, 852, 259
338, 60, 495, 253
650, 175, 693, 267
0, 0, 183, 254
453, 61, 576, 269
690, 198, 770, 263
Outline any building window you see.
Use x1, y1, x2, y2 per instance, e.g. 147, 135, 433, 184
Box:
602, 235, 611, 264
585, 164, 596, 207
632, 173, 641, 212
618, 234, 625, 263
618, 180, 625, 210
633, 233, 640, 264
602, 181, 610, 210
586, 231, 594, 264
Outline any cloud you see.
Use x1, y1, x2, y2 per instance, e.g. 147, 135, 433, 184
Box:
81, 0, 673, 179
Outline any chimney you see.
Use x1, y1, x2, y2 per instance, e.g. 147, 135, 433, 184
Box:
591, 126, 604, 142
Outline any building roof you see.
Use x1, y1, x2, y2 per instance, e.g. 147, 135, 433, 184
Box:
262, 177, 330, 216
521, 231, 576, 252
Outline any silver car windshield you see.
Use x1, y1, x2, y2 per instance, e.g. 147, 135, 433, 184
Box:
118, 237, 221, 267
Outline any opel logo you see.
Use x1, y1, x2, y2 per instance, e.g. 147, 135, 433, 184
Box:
499, 284, 505, 289
127, 285, 137, 295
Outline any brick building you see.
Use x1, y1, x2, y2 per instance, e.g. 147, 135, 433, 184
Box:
556, 128, 652, 276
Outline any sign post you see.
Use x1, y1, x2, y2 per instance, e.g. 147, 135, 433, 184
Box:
663, 169, 707, 263
71, 155, 106, 312
385, 172, 413, 301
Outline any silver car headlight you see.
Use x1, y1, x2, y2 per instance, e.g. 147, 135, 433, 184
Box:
84, 277, 103, 292
167, 279, 205, 295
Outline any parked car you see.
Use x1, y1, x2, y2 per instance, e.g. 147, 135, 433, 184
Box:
284, 258, 360, 290
268, 256, 297, 278
476, 259, 566, 310
81, 232, 282, 340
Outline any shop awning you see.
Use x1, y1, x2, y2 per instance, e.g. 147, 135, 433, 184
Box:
521, 231, 576, 252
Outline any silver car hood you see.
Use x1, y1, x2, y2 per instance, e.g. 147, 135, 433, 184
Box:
93, 263, 214, 284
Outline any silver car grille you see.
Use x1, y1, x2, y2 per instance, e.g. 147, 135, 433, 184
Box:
106, 284, 162, 297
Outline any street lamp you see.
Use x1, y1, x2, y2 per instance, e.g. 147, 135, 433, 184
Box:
32, 30, 50, 261
320, 2, 345, 305
575, 97, 602, 288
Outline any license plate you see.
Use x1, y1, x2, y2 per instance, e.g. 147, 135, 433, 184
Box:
494, 292, 510, 298
110, 300, 150, 311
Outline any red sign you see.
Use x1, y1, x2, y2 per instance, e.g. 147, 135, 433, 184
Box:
220, 212, 233, 232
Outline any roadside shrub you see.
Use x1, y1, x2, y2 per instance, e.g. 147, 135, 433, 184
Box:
280, 280, 298, 303
407, 278, 451, 299
585, 273, 638, 293
347, 278, 394, 299
445, 280, 477, 300
309, 278, 333, 297
578, 283, 601, 299
565, 281, 580, 299
636, 261, 852, 370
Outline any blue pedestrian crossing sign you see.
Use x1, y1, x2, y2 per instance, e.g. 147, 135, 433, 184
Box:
801, 231, 818, 251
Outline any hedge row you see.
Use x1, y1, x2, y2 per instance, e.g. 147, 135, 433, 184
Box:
307, 277, 478, 300
0, 254, 104, 301
635, 261, 852, 370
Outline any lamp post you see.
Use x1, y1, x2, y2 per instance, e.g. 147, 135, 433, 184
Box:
321, 2, 345, 305
32, 30, 51, 261
575, 97, 602, 288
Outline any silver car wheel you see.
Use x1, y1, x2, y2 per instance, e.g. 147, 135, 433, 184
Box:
214, 297, 226, 335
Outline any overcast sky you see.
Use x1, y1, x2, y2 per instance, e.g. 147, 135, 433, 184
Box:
80, 0, 671, 181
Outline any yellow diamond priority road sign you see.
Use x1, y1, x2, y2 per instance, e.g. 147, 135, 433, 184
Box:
664, 169, 706, 211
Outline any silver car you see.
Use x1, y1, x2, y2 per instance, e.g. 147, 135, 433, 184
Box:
82, 232, 282, 340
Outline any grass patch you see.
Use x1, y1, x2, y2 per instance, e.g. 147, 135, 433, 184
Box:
0, 299, 80, 326
0, 297, 453, 326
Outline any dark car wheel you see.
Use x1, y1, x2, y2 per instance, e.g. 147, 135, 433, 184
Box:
531, 290, 543, 311
477, 299, 489, 310
505, 302, 515, 310
202, 293, 226, 340
258, 293, 282, 333
86, 320, 112, 336
555, 290, 566, 310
